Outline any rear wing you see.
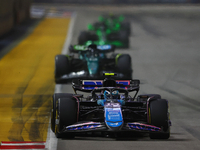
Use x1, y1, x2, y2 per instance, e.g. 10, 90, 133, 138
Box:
82, 80, 130, 89
72, 79, 140, 100
69, 44, 115, 53
72, 79, 140, 91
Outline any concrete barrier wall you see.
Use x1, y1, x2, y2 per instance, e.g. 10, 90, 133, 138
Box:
14, 0, 32, 24
33, 0, 200, 3
0, 0, 15, 37
0, 0, 32, 37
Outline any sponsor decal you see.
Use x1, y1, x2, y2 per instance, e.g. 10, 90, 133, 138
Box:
106, 121, 123, 128
74, 45, 87, 51
97, 45, 111, 50
105, 107, 123, 128
66, 122, 102, 131
83, 80, 130, 89
127, 122, 161, 131
105, 107, 122, 122
104, 73, 115, 76
83, 80, 102, 89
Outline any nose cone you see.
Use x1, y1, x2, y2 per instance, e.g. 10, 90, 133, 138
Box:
87, 59, 99, 75
104, 106, 123, 131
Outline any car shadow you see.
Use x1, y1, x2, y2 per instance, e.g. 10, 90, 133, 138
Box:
60, 131, 191, 141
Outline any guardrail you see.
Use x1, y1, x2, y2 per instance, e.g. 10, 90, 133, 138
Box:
0, 0, 32, 37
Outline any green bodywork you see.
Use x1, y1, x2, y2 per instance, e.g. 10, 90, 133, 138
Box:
82, 15, 129, 48
97, 14, 124, 31
71, 45, 121, 75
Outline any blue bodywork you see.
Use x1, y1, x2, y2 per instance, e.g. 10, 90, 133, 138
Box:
104, 103, 123, 129
56, 77, 170, 138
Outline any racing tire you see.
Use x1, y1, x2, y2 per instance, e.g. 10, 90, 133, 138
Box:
55, 55, 70, 82
78, 31, 89, 45
149, 99, 170, 139
137, 94, 161, 102
116, 54, 132, 79
78, 31, 98, 45
137, 94, 161, 108
118, 31, 129, 48
90, 33, 98, 41
51, 93, 74, 133
55, 97, 78, 138
121, 22, 131, 36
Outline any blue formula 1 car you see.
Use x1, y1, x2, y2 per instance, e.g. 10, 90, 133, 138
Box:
55, 44, 132, 83
51, 73, 171, 139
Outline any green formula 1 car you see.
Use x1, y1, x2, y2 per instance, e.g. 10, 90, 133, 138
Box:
55, 44, 133, 83
78, 14, 131, 48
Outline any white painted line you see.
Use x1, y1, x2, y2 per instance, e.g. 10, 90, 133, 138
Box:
61, 12, 77, 55
54, 84, 62, 93
45, 123, 58, 150
45, 11, 77, 150
1, 143, 45, 146
0, 149, 45, 150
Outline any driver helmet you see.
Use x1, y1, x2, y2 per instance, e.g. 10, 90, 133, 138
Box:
104, 90, 119, 99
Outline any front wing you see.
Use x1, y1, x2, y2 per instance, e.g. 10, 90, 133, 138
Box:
61, 121, 161, 133
84, 40, 128, 48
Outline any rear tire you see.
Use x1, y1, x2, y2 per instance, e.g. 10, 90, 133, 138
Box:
149, 99, 170, 139
78, 31, 98, 45
121, 22, 131, 36
118, 31, 129, 48
78, 31, 89, 45
55, 55, 70, 83
51, 93, 74, 133
116, 54, 132, 79
55, 97, 78, 138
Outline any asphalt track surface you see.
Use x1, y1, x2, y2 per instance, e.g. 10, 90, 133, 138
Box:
0, 4, 200, 150
53, 5, 200, 150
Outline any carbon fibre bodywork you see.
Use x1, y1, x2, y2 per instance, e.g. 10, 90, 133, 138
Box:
52, 77, 171, 139
78, 15, 130, 48
55, 45, 132, 83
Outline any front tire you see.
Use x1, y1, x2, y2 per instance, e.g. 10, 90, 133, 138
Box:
149, 99, 170, 139
137, 94, 161, 108
51, 93, 74, 133
55, 97, 78, 138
